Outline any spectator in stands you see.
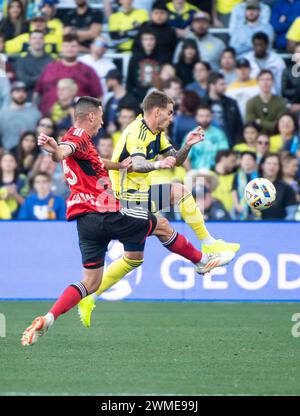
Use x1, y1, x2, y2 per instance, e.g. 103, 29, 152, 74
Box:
172, 91, 199, 149
97, 136, 114, 160
203, 71, 243, 146
245, 69, 287, 135
12, 131, 40, 175
211, 149, 237, 213
282, 152, 300, 201
36, 116, 56, 138
229, 0, 271, 34
78, 37, 116, 100
185, 61, 211, 98
15, 30, 54, 99
158, 63, 177, 87
286, 16, 300, 52
50, 78, 78, 125
173, 11, 226, 70
233, 121, 260, 154
270, 112, 299, 154
108, 0, 148, 53
63, 0, 102, 53
259, 153, 297, 219
5, 11, 63, 57
219, 47, 237, 85
226, 58, 260, 120
216, 0, 242, 27
244, 32, 286, 94
270, 0, 300, 50
192, 182, 231, 220
126, 31, 163, 102
39, 0, 64, 49
0, 82, 41, 152
282, 44, 300, 113
34, 34, 102, 115
165, 0, 199, 38
110, 106, 137, 147
18, 171, 66, 220
0, 32, 16, 83
0, 0, 29, 41
104, 69, 140, 134
232, 151, 258, 219
135, 2, 178, 63
185, 104, 229, 170
174, 38, 200, 87
0, 34, 11, 111
0, 151, 29, 218
256, 133, 270, 163
229, 0, 274, 57
162, 77, 183, 111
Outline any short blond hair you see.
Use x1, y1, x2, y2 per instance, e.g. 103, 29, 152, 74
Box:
57, 78, 78, 94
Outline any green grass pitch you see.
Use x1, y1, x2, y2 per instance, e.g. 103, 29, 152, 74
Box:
1, 301, 300, 396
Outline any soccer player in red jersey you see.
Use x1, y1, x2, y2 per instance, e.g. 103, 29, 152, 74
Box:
21, 97, 234, 346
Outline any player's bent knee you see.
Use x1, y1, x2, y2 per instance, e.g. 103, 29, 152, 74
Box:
171, 182, 188, 203
82, 267, 103, 294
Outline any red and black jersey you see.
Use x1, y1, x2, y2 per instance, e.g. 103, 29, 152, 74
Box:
60, 126, 120, 220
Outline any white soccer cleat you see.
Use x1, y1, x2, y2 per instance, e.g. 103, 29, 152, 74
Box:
21, 316, 49, 346
195, 250, 235, 275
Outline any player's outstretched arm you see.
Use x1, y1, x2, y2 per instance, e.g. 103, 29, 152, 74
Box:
132, 155, 176, 173
38, 133, 72, 162
163, 126, 205, 166
102, 157, 133, 172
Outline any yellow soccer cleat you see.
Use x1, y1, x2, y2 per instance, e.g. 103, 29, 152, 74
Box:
202, 239, 240, 254
78, 295, 96, 328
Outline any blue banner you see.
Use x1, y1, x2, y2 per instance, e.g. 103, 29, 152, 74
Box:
0, 221, 300, 301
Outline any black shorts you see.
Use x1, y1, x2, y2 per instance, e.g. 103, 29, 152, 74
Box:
120, 184, 171, 213
76, 209, 157, 269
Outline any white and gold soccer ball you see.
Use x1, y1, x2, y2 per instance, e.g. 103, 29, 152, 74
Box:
244, 178, 276, 211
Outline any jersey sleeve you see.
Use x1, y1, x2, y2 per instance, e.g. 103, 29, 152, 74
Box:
159, 132, 173, 154
59, 129, 90, 159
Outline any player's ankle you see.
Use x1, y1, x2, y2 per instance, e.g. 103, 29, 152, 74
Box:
201, 235, 216, 245
44, 313, 54, 327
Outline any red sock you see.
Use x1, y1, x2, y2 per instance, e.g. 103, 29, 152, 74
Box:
163, 231, 202, 264
49, 283, 88, 320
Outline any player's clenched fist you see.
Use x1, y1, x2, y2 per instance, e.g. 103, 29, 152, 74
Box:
38, 132, 58, 154
159, 156, 176, 169
185, 126, 205, 148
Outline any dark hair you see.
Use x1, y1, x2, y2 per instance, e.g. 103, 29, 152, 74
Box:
257, 69, 273, 79
142, 90, 174, 112
118, 106, 137, 115
180, 90, 201, 115
258, 153, 282, 180
221, 47, 236, 58
196, 104, 212, 113
34, 171, 51, 182
243, 121, 261, 132
74, 96, 102, 119
141, 29, 156, 39
215, 149, 235, 164
252, 31, 269, 45
240, 151, 256, 161
63, 33, 79, 43
277, 112, 297, 133
0, 151, 18, 184
16, 131, 39, 171
179, 39, 200, 64
207, 71, 224, 85
195, 61, 211, 71
162, 76, 182, 90
281, 151, 298, 164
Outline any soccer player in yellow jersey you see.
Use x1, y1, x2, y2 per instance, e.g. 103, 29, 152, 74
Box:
78, 90, 240, 327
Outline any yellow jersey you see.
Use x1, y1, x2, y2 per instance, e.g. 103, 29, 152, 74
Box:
286, 17, 300, 42
110, 117, 173, 202
216, 0, 241, 14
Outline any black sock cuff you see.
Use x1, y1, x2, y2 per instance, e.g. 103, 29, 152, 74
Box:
162, 230, 178, 248
71, 282, 88, 299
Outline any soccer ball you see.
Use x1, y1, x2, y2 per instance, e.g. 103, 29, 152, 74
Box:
244, 178, 276, 211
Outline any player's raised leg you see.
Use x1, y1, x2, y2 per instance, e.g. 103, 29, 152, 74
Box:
21, 267, 103, 346
171, 182, 240, 254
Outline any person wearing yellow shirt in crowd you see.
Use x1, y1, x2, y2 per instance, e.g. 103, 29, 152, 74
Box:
109, 0, 148, 52
216, 0, 241, 26
5, 10, 63, 57
286, 16, 300, 53
269, 113, 300, 155
211, 149, 237, 213
50, 78, 78, 125
233, 121, 260, 155
166, 0, 200, 37
111, 106, 137, 148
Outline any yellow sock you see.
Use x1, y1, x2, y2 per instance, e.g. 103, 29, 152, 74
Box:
178, 193, 210, 241
96, 256, 143, 296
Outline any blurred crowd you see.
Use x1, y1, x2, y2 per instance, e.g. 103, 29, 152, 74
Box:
0, 0, 300, 221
